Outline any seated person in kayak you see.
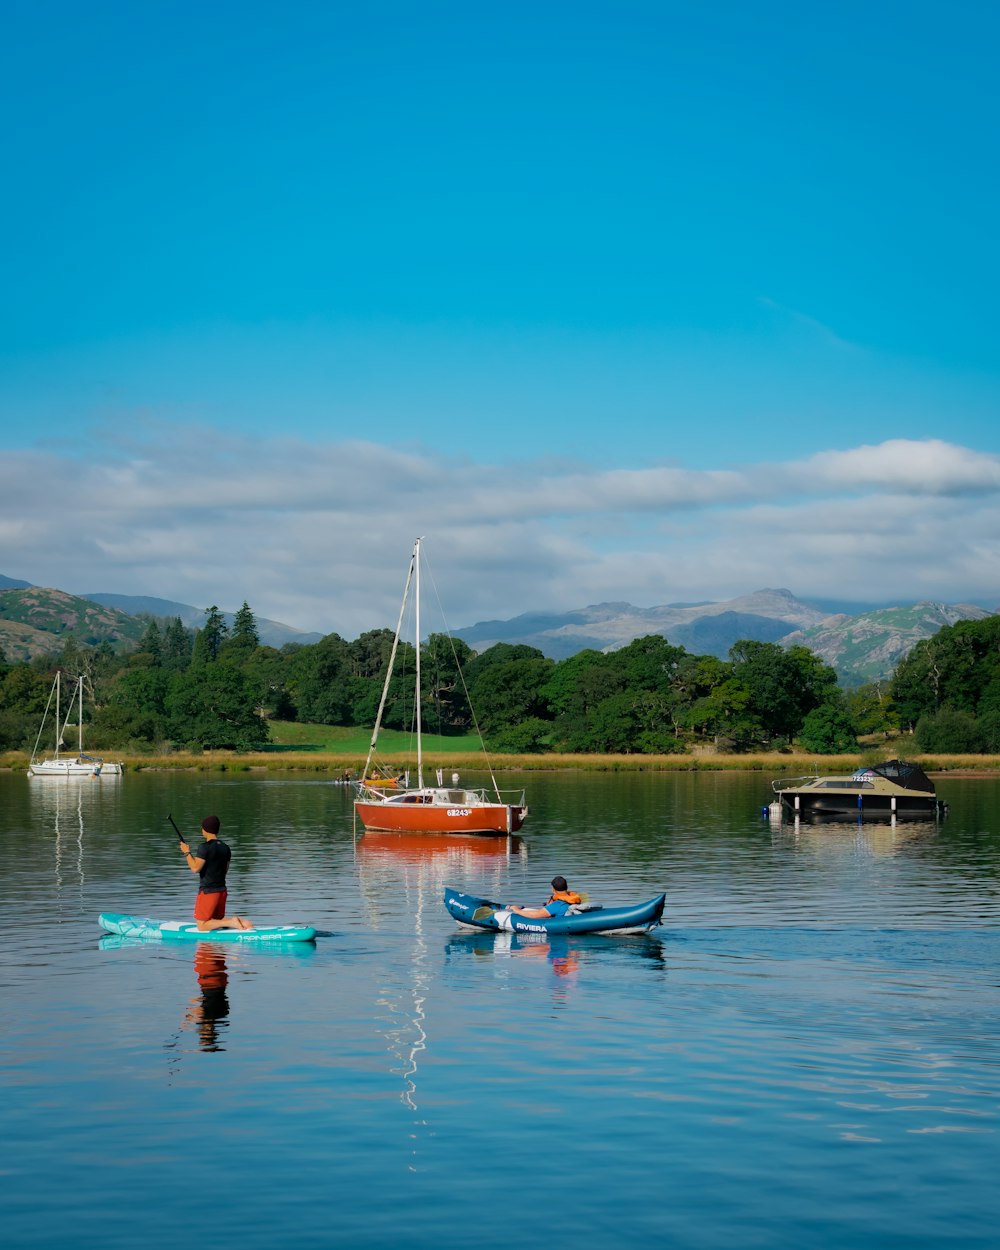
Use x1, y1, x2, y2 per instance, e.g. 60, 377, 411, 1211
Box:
179, 815, 253, 931
507, 876, 583, 919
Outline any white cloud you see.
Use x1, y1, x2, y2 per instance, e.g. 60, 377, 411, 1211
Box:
2, 430, 998, 634
802, 440, 1000, 494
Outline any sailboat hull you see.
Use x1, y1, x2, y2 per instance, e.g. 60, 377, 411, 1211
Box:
354, 797, 527, 835
29, 757, 105, 777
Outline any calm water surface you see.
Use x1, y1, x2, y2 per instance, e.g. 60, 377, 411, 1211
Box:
2, 769, 999, 1249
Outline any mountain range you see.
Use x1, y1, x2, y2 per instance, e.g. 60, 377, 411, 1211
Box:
0, 578, 324, 663
451, 588, 995, 686
1, 575, 994, 686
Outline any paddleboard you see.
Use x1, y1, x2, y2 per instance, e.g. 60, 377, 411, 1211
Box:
98, 912, 316, 943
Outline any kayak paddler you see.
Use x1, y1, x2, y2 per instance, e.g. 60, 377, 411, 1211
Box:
507, 875, 583, 919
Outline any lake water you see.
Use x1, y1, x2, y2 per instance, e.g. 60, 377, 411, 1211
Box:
2, 768, 999, 1249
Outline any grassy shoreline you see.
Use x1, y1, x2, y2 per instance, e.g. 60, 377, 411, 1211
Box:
7, 716, 997, 776
3, 747, 1000, 776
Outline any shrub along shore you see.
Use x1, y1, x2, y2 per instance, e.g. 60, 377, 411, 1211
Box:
3, 748, 1000, 776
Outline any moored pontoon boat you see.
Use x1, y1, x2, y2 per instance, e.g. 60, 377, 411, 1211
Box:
770, 759, 945, 819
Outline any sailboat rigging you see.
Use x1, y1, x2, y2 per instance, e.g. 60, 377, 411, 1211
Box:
28, 671, 123, 778
352, 538, 528, 835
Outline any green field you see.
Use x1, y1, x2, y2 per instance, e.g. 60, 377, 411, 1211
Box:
263, 721, 485, 755
5, 715, 1000, 776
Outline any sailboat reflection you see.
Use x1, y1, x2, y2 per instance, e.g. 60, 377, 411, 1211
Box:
29, 770, 122, 903
358, 830, 526, 866
380, 889, 429, 1115
357, 831, 525, 930
356, 832, 526, 1137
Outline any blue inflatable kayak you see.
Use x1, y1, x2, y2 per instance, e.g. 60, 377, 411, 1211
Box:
98, 913, 317, 943
444, 889, 665, 935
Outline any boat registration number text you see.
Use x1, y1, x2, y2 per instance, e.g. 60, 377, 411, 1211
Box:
447, 808, 472, 817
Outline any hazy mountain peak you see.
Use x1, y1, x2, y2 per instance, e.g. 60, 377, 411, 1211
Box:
453, 589, 996, 684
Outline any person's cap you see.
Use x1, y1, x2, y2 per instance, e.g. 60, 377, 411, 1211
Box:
201, 815, 221, 835
551, 875, 568, 891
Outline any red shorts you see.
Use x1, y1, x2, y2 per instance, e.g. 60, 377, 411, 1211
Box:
194, 889, 227, 922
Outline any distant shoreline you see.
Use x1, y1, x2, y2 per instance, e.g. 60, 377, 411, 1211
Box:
4, 749, 1000, 776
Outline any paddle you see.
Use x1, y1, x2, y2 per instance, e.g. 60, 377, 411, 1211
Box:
167, 814, 186, 845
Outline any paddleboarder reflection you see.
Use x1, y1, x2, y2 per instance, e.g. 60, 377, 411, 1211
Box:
183, 946, 231, 1051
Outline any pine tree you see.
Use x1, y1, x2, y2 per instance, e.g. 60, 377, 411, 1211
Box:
137, 619, 162, 665
162, 617, 193, 671
222, 602, 260, 664
192, 606, 228, 666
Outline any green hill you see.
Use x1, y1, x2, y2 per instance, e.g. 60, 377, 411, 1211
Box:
0, 587, 145, 662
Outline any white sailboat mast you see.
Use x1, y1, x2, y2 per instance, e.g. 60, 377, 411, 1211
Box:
360, 539, 419, 784
414, 536, 423, 789
56, 674, 84, 757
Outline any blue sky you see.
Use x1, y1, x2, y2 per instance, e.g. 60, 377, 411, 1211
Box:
2, 1, 999, 636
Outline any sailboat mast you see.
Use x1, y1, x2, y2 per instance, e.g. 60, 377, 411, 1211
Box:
77, 676, 84, 754
54, 671, 61, 757
414, 537, 423, 788
360, 539, 418, 784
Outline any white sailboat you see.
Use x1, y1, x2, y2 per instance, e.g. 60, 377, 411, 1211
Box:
28, 672, 123, 778
353, 538, 527, 835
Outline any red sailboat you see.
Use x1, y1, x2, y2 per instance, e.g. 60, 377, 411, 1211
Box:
352, 538, 528, 836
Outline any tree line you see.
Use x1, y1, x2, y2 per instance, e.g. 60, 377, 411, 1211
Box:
891, 615, 1000, 752
2, 602, 995, 756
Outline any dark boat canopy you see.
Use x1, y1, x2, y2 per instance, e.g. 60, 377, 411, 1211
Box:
865, 759, 936, 794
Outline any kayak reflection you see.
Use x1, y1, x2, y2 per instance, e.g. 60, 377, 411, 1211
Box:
445, 929, 667, 1003
488, 930, 583, 982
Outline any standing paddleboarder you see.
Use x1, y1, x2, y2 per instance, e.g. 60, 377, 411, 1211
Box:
179, 816, 253, 931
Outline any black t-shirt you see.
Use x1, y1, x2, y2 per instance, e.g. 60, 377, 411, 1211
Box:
196, 838, 231, 893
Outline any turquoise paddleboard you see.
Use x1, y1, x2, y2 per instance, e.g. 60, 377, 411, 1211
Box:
98, 912, 317, 943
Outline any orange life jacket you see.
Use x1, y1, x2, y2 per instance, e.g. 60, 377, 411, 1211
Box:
548, 889, 583, 906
